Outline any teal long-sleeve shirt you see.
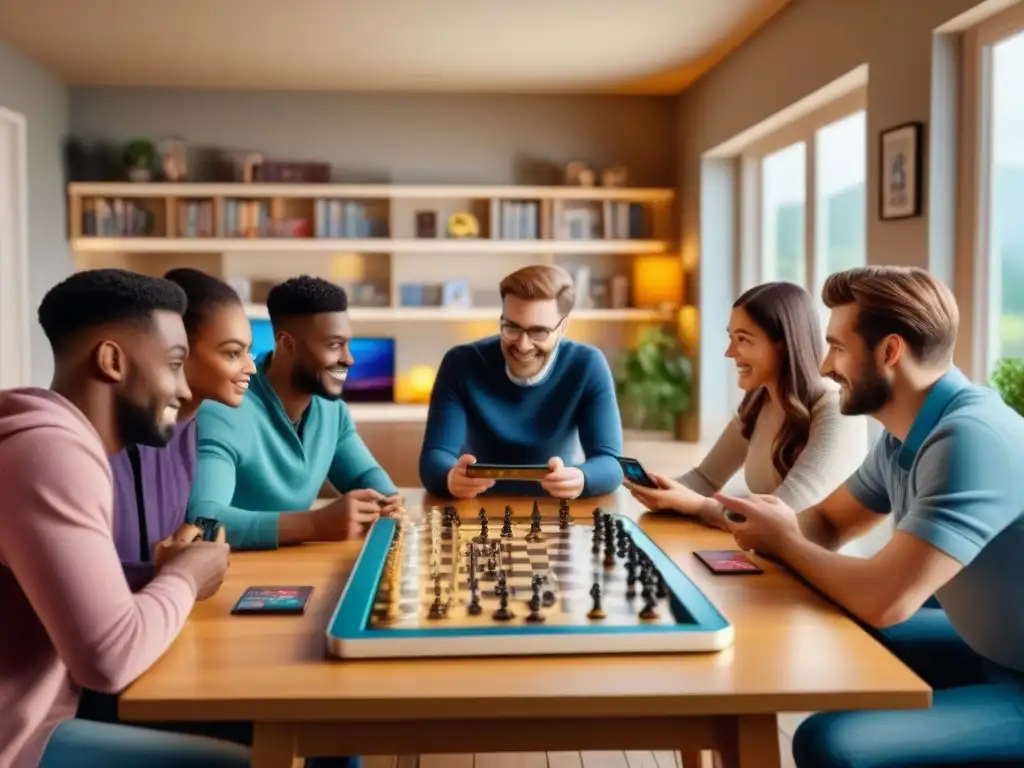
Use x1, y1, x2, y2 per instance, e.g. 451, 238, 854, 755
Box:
418, 336, 624, 498
187, 357, 396, 550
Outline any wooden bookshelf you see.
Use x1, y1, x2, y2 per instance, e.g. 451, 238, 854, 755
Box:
67, 181, 681, 411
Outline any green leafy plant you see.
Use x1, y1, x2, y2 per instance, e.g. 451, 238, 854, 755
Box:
991, 357, 1024, 416
123, 138, 157, 179
614, 326, 693, 431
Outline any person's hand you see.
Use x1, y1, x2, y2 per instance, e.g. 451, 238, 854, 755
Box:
541, 456, 585, 499
152, 522, 221, 571
157, 537, 230, 601
625, 472, 705, 516
447, 454, 495, 499
312, 489, 385, 541
379, 493, 405, 517
714, 492, 801, 556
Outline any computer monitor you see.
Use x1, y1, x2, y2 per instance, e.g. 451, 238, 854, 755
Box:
249, 318, 395, 403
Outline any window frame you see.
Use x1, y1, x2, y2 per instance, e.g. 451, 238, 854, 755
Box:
738, 88, 868, 300
958, 2, 1024, 381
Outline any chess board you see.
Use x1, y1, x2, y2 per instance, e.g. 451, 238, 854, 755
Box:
327, 502, 733, 658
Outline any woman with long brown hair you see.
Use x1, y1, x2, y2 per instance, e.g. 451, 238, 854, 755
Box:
626, 281, 868, 529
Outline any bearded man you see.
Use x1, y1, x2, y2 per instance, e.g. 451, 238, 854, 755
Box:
419, 264, 623, 500
714, 266, 1024, 768
189, 276, 400, 550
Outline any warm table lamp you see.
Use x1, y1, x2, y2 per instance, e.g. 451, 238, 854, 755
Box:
632, 255, 683, 309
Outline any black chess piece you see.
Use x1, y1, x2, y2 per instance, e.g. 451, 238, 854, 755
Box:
639, 583, 659, 620
428, 596, 446, 619
603, 526, 616, 568
591, 522, 602, 554
526, 501, 542, 542
587, 582, 606, 620
467, 589, 482, 615
526, 577, 545, 623
558, 499, 573, 529
501, 506, 513, 537
493, 586, 513, 621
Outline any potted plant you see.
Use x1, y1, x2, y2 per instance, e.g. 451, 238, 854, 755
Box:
614, 326, 693, 434
991, 357, 1024, 416
123, 138, 157, 182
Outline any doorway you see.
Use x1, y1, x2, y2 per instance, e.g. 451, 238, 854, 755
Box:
0, 107, 29, 388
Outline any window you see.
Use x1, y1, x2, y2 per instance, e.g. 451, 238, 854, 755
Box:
761, 142, 806, 286
815, 111, 867, 278
987, 29, 1024, 365
963, 4, 1024, 376
741, 91, 867, 302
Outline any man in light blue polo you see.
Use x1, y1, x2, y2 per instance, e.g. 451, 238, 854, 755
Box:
715, 266, 1024, 767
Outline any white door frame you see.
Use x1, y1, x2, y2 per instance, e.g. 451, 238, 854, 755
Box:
0, 106, 30, 388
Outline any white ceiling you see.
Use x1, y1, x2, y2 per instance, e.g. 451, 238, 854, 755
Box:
0, 0, 790, 94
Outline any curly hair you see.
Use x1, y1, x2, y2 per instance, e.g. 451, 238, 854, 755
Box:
164, 268, 242, 339
266, 275, 348, 324
38, 268, 186, 354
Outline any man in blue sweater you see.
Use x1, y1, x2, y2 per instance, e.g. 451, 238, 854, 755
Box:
188, 276, 401, 550
419, 264, 624, 500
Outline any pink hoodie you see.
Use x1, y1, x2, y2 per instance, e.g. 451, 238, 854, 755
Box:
0, 388, 197, 768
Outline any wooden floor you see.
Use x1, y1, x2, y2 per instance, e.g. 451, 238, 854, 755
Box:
357, 713, 807, 767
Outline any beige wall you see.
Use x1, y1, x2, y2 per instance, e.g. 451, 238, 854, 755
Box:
676, 0, 988, 440
68, 88, 677, 186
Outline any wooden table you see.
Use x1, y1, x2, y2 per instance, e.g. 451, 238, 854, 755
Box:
119, 489, 930, 768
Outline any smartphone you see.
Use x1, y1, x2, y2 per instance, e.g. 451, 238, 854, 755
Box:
465, 463, 549, 480
191, 516, 224, 542
231, 586, 314, 615
693, 550, 763, 575
617, 456, 657, 488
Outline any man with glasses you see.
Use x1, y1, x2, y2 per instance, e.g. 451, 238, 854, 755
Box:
419, 264, 624, 500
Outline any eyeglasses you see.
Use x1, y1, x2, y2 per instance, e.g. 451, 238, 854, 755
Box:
499, 316, 565, 342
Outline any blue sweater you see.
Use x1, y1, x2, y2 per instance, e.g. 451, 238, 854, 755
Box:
419, 336, 624, 498
187, 355, 396, 550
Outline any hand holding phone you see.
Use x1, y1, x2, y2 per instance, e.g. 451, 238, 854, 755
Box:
617, 456, 658, 489
448, 454, 497, 499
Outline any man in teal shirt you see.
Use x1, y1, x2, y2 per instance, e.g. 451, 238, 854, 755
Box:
715, 266, 1024, 767
188, 276, 401, 550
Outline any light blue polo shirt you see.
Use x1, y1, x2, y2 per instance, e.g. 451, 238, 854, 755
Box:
847, 367, 1024, 673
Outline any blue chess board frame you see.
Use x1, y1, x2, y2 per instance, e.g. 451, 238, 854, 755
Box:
326, 512, 734, 659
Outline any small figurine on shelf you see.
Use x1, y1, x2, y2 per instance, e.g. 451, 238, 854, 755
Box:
602, 165, 628, 188
564, 161, 595, 187
158, 136, 188, 182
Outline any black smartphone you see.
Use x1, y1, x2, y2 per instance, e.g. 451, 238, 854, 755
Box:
465, 463, 549, 480
191, 516, 224, 542
617, 456, 657, 488
231, 586, 314, 615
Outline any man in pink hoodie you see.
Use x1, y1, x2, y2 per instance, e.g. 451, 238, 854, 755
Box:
0, 269, 247, 767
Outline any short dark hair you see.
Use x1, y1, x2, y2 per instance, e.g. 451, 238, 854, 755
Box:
164, 268, 242, 338
38, 268, 187, 355
266, 275, 348, 324
822, 266, 959, 365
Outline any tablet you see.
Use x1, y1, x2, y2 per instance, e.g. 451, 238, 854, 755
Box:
465, 463, 549, 480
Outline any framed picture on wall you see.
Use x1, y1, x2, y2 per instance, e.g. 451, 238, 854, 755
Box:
879, 121, 924, 220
